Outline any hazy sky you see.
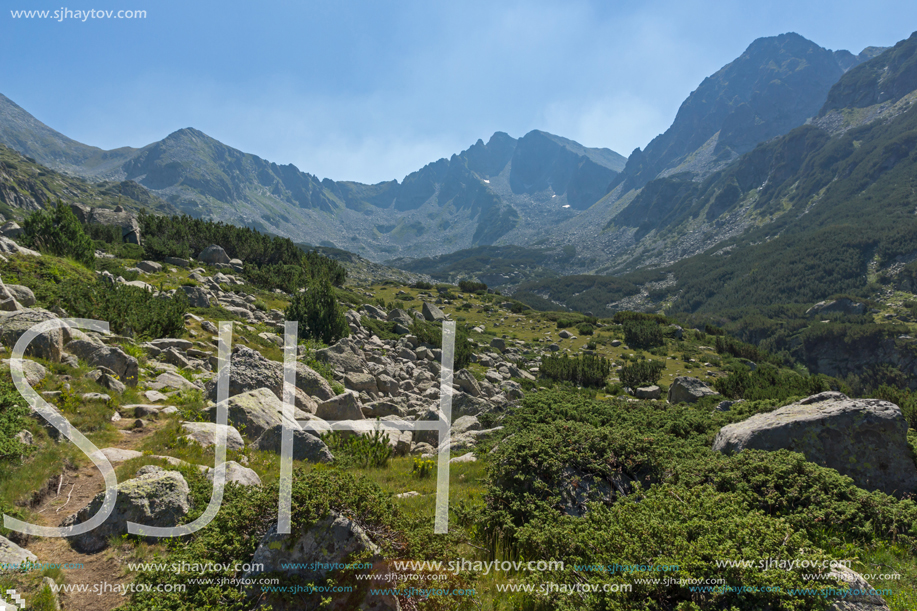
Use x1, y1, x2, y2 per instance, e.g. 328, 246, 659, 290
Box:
2, 0, 915, 183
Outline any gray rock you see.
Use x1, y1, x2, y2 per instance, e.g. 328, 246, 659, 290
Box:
0, 308, 68, 362
180, 285, 212, 308
316, 391, 364, 421
454, 369, 482, 397
82, 392, 111, 403
422, 301, 446, 322
548, 343, 560, 352
164, 256, 189, 268
2, 358, 47, 386
826, 566, 891, 610
15, 429, 33, 446
315, 340, 365, 373
61, 470, 191, 552
245, 511, 397, 611
201, 320, 218, 334
635, 385, 661, 400
0, 221, 23, 238
610, 339, 622, 347
149, 338, 193, 352
204, 346, 333, 408
345, 372, 377, 393
0, 235, 40, 256
87, 369, 127, 394
144, 390, 169, 403
451, 415, 481, 435
375, 373, 400, 396
0, 533, 37, 568
5, 284, 35, 307
205, 461, 261, 487
199, 245, 230, 265
203, 387, 301, 441
361, 400, 405, 418
137, 261, 163, 274
147, 372, 201, 393
713, 392, 917, 497
387, 308, 414, 327
667, 377, 718, 404
559, 329, 573, 339
181, 422, 245, 451
68, 340, 139, 386
254, 424, 334, 463
489, 337, 506, 352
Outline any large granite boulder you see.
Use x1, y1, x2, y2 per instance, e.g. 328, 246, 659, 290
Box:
422, 301, 446, 322
87, 207, 142, 245
181, 422, 245, 451
713, 392, 917, 497
0, 534, 37, 568
203, 387, 301, 441
0, 308, 69, 362
316, 391, 364, 421
245, 510, 398, 611
254, 424, 334, 463
199, 245, 230, 265
205, 461, 262, 487
61, 470, 191, 552
0, 236, 40, 256
667, 377, 718, 404
4, 285, 35, 307
180, 285, 212, 308
66, 340, 139, 386
315, 339, 365, 373
454, 369, 482, 397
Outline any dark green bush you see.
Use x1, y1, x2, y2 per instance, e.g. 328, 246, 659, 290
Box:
0, 377, 30, 463
576, 322, 594, 335
285, 277, 350, 345
713, 363, 836, 402
622, 319, 665, 349
410, 319, 472, 370
22, 201, 94, 266
322, 427, 393, 468
620, 359, 665, 389
458, 279, 487, 293
53, 279, 187, 339
539, 353, 611, 387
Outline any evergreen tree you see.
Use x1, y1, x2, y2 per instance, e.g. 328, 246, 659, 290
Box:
22, 201, 95, 266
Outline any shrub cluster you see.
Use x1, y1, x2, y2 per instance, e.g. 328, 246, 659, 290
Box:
285, 277, 350, 345
53, 279, 188, 339
622, 319, 665, 349
539, 353, 611, 387
458, 279, 487, 293
21, 202, 95, 267
619, 359, 665, 389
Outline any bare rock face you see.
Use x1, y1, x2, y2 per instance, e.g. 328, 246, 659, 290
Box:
61, 470, 191, 552
713, 392, 917, 497
667, 377, 718, 404
203, 387, 301, 441
827, 566, 891, 610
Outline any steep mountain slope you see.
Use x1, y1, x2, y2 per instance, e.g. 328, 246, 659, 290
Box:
607, 33, 881, 194
0, 94, 138, 176
512, 32, 917, 316
0, 142, 176, 220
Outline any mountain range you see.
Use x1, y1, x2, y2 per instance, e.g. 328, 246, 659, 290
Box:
4, 30, 916, 319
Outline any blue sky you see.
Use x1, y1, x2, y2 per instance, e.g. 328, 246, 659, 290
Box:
2, 0, 915, 183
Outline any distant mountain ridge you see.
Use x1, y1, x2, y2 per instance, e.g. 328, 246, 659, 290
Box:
0, 30, 889, 285
607, 33, 884, 194
0, 95, 624, 258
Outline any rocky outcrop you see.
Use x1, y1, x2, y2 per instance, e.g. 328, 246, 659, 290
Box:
713, 392, 917, 496
0, 308, 69, 362
62, 469, 191, 552
205, 461, 261, 487
66, 340, 139, 386
806, 298, 866, 317
667, 377, 718, 404
0, 533, 37, 568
